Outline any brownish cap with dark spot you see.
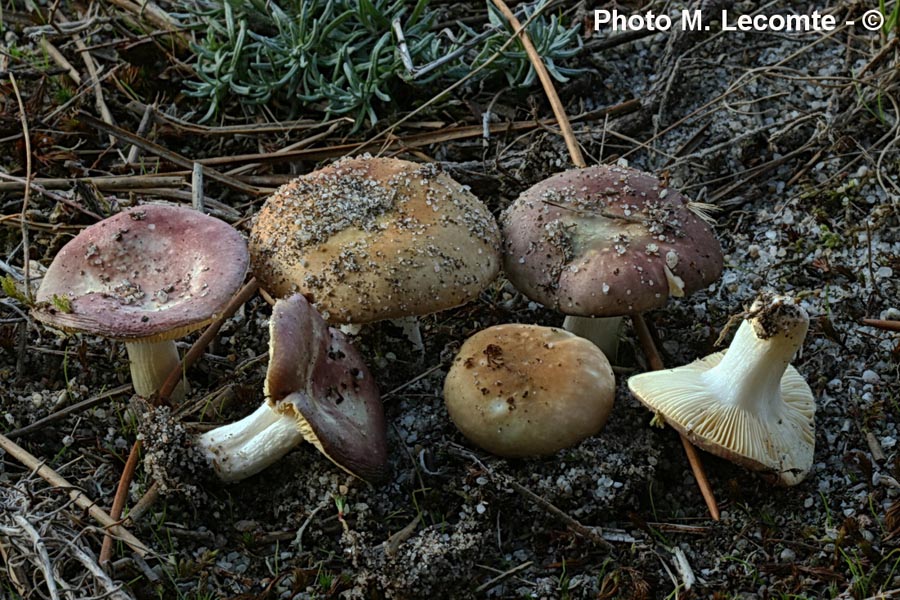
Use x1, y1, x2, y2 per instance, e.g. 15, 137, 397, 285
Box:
266, 294, 388, 483
32, 204, 249, 340
443, 324, 615, 457
501, 165, 723, 317
249, 155, 501, 324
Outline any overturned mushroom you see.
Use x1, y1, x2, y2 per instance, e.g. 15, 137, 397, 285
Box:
628, 296, 815, 486
249, 155, 500, 350
32, 205, 249, 402
198, 293, 388, 483
501, 164, 722, 359
444, 324, 615, 457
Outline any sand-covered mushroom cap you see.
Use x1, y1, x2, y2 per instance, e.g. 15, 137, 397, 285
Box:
249, 155, 501, 324
501, 164, 723, 317
628, 297, 815, 486
444, 324, 615, 457
199, 294, 388, 483
33, 204, 249, 340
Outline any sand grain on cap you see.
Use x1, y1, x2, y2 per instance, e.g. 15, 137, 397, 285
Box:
250, 155, 501, 324
501, 165, 723, 316
33, 205, 249, 340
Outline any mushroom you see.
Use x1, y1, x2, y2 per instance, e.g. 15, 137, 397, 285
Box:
443, 324, 615, 457
627, 296, 815, 486
500, 164, 723, 360
32, 205, 249, 402
197, 293, 388, 483
249, 155, 501, 349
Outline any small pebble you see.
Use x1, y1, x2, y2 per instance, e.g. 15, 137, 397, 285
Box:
780, 548, 796, 562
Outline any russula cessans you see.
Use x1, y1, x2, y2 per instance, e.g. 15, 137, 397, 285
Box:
32, 205, 249, 402
501, 164, 723, 359
444, 324, 615, 457
249, 155, 500, 349
628, 296, 815, 486
198, 293, 388, 483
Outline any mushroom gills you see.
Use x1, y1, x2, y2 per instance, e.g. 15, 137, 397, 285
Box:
628, 297, 815, 485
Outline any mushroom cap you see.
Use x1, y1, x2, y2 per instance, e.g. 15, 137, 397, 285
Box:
265, 294, 388, 482
501, 165, 723, 317
443, 324, 615, 457
628, 348, 815, 486
249, 155, 501, 324
32, 205, 249, 341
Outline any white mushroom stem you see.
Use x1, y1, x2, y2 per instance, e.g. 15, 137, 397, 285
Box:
124, 341, 187, 402
196, 403, 304, 483
562, 315, 622, 361
704, 300, 808, 414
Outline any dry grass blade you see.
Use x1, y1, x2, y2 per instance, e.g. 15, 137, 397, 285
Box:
12, 514, 62, 600
77, 112, 264, 196
9, 73, 33, 303
5, 383, 132, 440
105, 0, 190, 51
0, 175, 186, 193
0, 433, 150, 556
863, 319, 900, 332
489, 0, 586, 168
633, 314, 720, 521
99, 440, 142, 565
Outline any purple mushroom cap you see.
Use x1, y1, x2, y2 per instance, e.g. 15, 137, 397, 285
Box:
266, 294, 389, 483
33, 204, 249, 340
501, 165, 723, 317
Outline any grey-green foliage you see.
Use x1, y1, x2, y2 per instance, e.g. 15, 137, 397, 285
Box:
185, 0, 582, 127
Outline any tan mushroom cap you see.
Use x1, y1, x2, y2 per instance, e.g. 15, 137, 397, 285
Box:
266, 294, 388, 482
249, 155, 501, 324
501, 165, 723, 317
444, 324, 615, 457
32, 204, 249, 340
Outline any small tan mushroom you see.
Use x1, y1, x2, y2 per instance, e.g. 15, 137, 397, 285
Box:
443, 324, 615, 457
628, 296, 815, 486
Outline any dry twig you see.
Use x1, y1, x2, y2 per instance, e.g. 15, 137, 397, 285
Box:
0, 433, 150, 556
633, 314, 720, 520
490, 0, 585, 167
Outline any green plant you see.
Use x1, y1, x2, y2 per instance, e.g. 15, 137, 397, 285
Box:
880, 0, 900, 33
722, 555, 764, 587
466, 1, 581, 87
557, 557, 571, 599
1, 275, 30, 305
840, 547, 900, 598
185, 0, 582, 127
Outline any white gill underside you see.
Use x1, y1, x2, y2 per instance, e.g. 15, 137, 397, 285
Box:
628, 352, 815, 485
